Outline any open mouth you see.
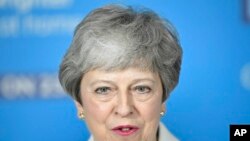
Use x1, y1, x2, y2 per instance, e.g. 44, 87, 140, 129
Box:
112, 125, 139, 136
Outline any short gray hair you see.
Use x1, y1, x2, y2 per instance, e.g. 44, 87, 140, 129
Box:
59, 4, 182, 103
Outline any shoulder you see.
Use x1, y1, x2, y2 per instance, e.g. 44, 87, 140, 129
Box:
159, 122, 179, 141
88, 135, 94, 141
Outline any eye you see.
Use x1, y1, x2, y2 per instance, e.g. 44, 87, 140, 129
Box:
95, 87, 111, 95
134, 86, 151, 94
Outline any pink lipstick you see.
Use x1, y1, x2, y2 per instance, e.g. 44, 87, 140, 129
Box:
112, 125, 139, 136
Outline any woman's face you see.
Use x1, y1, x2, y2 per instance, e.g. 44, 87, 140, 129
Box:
76, 67, 165, 141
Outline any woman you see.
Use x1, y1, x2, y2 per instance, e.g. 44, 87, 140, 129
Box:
59, 4, 182, 141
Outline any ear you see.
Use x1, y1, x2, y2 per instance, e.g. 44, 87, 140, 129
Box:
74, 100, 84, 115
161, 102, 166, 113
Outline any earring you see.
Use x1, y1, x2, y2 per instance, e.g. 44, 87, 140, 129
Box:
160, 111, 165, 116
79, 111, 85, 120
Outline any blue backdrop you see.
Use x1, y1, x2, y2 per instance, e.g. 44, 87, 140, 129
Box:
1, 0, 250, 141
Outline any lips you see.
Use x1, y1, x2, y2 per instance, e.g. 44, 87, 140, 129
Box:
112, 125, 139, 136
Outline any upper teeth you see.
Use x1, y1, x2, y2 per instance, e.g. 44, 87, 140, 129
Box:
121, 128, 130, 131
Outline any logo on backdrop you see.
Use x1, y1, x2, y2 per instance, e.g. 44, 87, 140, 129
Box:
0, 0, 81, 37
0, 73, 66, 99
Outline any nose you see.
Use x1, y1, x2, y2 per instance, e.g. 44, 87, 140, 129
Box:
114, 90, 134, 117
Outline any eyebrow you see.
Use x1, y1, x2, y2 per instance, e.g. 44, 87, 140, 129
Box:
89, 78, 156, 87
89, 80, 116, 87
131, 78, 156, 84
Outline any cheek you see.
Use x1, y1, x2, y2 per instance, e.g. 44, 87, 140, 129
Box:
140, 83, 163, 121
81, 93, 115, 140
82, 93, 113, 123
140, 93, 163, 120
139, 100, 162, 121
137, 99, 162, 139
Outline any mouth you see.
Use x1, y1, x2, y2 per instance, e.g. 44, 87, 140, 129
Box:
112, 125, 139, 136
